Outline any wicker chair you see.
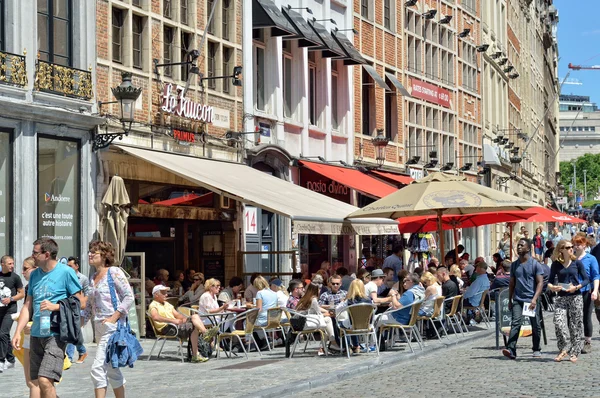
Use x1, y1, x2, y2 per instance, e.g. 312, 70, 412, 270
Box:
336, 303, 377, 359
255, 307, 285, 351
377, 300, 423, 353
146, 310, 185, 363
445, 295, 467, 337
417, 296, 448, 341
216, 308, 261, 359
463, 289, 491, 328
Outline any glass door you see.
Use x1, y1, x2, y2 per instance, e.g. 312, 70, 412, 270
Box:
121, 252, 146, 337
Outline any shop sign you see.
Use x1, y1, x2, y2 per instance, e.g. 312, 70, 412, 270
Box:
293, 220, 400, 236
300, 167, 351, 203
244, 206, 258, 235
408, 167, 423, 181
410, 78, 451, 108
212, 108, 231, 129
172, 128, 197, 143
161, 83, 214, 123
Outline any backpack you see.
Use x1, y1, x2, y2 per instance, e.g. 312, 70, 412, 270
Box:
187, 335, 213, 360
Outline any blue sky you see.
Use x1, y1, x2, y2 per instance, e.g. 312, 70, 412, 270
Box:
556, 0, 600, 104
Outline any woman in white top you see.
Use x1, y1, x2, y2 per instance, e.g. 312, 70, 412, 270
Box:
418, 271, 442, 317
295, 283, 340, 355
82, 241, 134, 398
198, 278, 229, 326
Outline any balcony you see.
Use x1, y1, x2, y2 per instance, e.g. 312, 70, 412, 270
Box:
0, 51, 28, 87
34, 59, 93, 100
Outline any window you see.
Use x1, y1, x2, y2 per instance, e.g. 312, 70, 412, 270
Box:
362, 68, 374, 135
384, 0, 392, 30
164, 0, 171, 18
283, 53, 292, 118
180, 32, 192, 81
0, 0, 5, 51
0, 131, 11, 256
331, 70, 339, 129
37, 0, 72, 66
38, 136, 80, 260
309, 65, 317, 125
222, 0, 230, 41
112, 8, 124, 63
163, 26, 173, 76
207, 41, 216, 89
207, 0, 215, 35
132, 15, 144, 69
361, 0, 369, 18
385, 88, 394, 140
223, 46, 232, 94
180, 0, 188, 25
255, 46, 265, 110
132, 0, 141, 7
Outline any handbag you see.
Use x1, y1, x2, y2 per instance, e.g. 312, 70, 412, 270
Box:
105, 268, 144, 368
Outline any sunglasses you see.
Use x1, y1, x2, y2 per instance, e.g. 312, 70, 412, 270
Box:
193, 278, 201, 281
564, 246, 574, 250
331, 282, 341, 286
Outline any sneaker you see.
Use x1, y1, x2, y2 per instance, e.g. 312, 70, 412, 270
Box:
76, 353, 88, 364
469, 319, 478, 326
582, 342, 592, 354
191, 354, 209, 363
532, 351, 542, 358
273, 338, 284, 347
5, 361, 15, 369
329, 342, 341, 352
203, 326, 220, 341
502, 349, 516, 360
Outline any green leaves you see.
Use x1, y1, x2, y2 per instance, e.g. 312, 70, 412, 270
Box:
560, 153, 600, 202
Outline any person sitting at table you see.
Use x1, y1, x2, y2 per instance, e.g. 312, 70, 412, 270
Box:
318, 275, 347, 307
337, 267, 353, 292
181, 269, 196, 292
172, 270, 185, 295
244, 273, 260, 304
357, 268, 371, 284
296, 283, 340, 355
268, 278, 288, 308
463, 261, 491, 308
392, 270, 409, 293
254, 276, 278, 326
198, 278, 230, 327
335, 279, 372, 354
178, 273, 205, 306
378, 267, 395, 296
149, 286, 216, 363
311, 274, 328, 296
154, 268, 169, 286
419, 271, 442, 317
365, 269, 393, 305
287, 280, 304, 309
449, 264, 464, 290
490, 260, 511, 291
218, 276, 244, 305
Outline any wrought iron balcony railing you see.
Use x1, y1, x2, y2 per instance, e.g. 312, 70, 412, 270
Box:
34, 59, 93, 100
0, 50, 28, 87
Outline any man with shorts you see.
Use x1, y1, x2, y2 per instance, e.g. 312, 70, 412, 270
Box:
12, 238, 84, 398
149, 285, 217, 363
0, 255, 24, 371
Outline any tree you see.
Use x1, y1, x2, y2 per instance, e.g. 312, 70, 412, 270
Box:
560, 153, 600, 203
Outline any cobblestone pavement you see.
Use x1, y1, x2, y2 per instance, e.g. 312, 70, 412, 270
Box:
307, 315, 600, 398
1, 325, 490, 398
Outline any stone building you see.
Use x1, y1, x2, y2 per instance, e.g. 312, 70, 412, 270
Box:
558, 94, 600, 162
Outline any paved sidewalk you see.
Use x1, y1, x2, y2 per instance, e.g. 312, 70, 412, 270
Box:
1, 326, 492, 398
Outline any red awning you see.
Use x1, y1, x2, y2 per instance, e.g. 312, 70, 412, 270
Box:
370, 170, 413, 185
298, 161, 397, 198
152, 192, 214, 207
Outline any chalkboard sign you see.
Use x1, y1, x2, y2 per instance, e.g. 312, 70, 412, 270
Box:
497, 288, 532, 337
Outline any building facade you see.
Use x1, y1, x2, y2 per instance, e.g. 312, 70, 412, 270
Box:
0, 0, 101, 274
558, 94, 600, 162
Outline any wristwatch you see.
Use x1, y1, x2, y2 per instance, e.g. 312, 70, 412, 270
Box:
9, 297, 13, 302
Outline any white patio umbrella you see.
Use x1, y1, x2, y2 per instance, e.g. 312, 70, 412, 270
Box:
100, 176, 130, 266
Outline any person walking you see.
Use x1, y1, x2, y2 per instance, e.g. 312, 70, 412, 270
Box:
547, 240, 589, 363
82, 241, 134, 398
66, 256, 90, 364
502, 238, 545, 360
571, 235, 599, 354
0, 255, 24, 372
19, 257, 40, 398
12, 238, 84, 398
533, 228, 545, 262
498, 232, 511, 260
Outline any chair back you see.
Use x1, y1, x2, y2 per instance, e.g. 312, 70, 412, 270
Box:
406, 301, 423, 327
447, 295, 462, 317
244, 308, 259, 334
477, 290, 489, 307
177, 307, 192, 317
263, 307, 283, 329
346, 304, 375, 331
166, 297, 179, 308
146, 310, 162, 337
430, 296, 445, 320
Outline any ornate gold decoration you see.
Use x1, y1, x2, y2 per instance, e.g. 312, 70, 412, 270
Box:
0, 50, 28, 87
34, 59, 93, 100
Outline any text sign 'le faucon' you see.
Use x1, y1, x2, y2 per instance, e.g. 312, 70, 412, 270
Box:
161, 83, 214, 123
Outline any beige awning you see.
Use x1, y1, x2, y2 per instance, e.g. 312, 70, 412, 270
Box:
116, 145, 399, 235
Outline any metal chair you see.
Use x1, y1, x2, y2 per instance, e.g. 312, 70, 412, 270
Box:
286, 309, 328, 358
417, 296, 448, 341
445, 295, 468, 337
255, 307, 285, 351
146, 310, 185, 363
336, 303, 378, 359
177, 306, 195, 317
463, 289, 491, 328
377, 300, 423, 353
216, 308, 262, 360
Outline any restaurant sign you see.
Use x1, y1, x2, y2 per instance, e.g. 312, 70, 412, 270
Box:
410, 78, 451, 108
293, 220, 400, 236
161, 83, 214, 123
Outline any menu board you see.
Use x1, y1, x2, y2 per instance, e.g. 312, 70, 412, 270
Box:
497, 287, 531, 337
38, 137, 80, 258
0, 132, 10, 255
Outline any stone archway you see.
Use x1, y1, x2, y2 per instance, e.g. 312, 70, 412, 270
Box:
246, 144, 293, 180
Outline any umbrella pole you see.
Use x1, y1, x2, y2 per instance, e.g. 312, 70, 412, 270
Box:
453, 225, 459, 263
437, 209, 445, 260
509, 223, 514, 261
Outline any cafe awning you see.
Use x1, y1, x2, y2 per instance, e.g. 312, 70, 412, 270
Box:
282, 8, 323, 48
363, 64, 390, 90
308, 21, 346, 58
116, 145, 399, 235
370, 170, 413, 185
298, 160, 397, 199
385, 72, 411, 97
331, 32, 367, 65
253, 0, 296, 37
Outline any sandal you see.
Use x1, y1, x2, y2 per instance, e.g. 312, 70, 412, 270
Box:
569, 355, 578, 363
554, 351, 568, 362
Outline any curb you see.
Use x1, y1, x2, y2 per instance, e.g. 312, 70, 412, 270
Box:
244, 327, 496, 398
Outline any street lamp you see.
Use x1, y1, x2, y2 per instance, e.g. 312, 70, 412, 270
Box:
372, 129, 390, 167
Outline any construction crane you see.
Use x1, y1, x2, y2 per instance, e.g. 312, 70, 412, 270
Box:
560, 77, 583, 85
568, 63, 600, 70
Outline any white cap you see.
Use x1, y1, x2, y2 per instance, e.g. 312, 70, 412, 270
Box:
152, 285, 170, 296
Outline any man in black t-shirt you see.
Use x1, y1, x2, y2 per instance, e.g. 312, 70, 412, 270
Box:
437, 266, 459, 313
0, 255, 24, 372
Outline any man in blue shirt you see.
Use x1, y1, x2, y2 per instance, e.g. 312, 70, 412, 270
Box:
463, 262, 491, 307
12, 238, 83, 398
382, 245, 404, 282
502, 238, 544, 360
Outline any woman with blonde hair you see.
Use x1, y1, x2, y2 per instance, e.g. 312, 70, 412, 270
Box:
418, 271, 442, 317
198, 278, 229, 326
334, 279, 372, 354
449, 264, 464, 290
548, 239, 589, 362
